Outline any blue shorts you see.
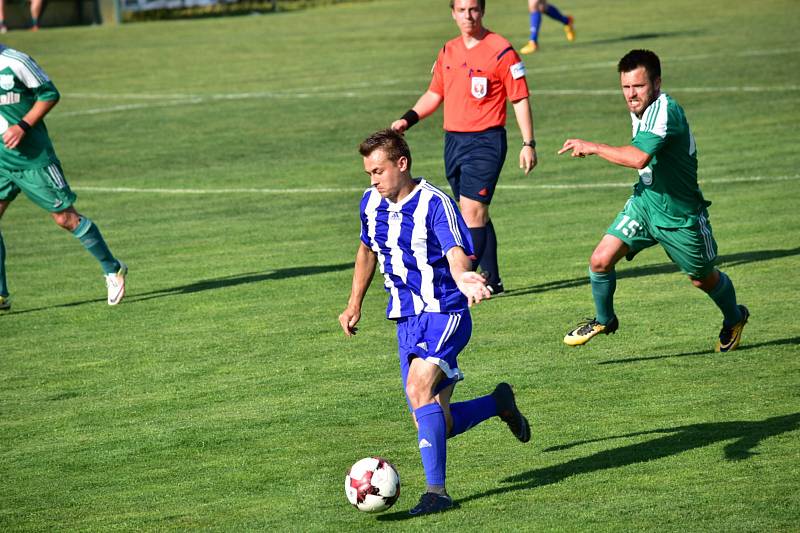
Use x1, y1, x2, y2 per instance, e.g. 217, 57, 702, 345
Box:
444, 127, 507, 204
396, 310, 472, 411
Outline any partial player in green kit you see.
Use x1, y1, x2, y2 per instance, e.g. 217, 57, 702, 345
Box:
558, 49, 748, 352
0, 45, 126, 311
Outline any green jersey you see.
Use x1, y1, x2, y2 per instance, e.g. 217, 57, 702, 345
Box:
630, 92, 710, 228
0, 46, 60, 170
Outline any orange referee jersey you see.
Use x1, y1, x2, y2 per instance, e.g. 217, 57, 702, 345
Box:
428, 31, 529, 133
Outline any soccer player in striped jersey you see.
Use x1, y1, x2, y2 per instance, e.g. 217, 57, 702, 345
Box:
0, 45, 126, 311
339, 130, 531, 516
558, 49, 748, 352
520, 0, 576, 54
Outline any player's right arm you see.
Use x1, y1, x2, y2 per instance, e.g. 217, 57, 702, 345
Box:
445, 246, 490, 307
391, 90, 444, 134
558, 139, 652, 169
339, 241, 378, 337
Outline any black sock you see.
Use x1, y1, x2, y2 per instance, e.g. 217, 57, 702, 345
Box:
469, 226, 487, 271
478, 220, 500, 283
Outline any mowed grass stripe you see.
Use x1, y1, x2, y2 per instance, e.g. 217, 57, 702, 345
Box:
70, 174, 800, 195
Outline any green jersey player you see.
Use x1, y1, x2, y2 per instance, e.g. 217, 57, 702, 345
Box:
0, 45, 126, 311
558, 49, 748, 352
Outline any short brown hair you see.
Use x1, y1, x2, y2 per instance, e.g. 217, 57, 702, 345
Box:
618, 49, 661, 83
450, 0, 485, 12
359, 129, 412, 170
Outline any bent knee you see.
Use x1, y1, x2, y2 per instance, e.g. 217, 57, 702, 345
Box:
51, 211, 80, 231
590, 251, 615, 272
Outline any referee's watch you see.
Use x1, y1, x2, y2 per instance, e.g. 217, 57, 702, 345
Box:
522, 140, 536, 148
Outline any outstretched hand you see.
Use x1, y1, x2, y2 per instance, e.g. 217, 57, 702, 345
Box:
456, 271, 491, 307
558, 138, 596, 158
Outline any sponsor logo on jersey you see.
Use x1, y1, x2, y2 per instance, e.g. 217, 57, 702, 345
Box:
0, 92, 20, 106
510, 61, 526, 80
471, 76, 487, 99
0, 75, 14, 91
389, 211, 402, 222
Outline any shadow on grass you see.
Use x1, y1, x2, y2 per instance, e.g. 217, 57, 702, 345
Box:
597, 336, 800, 365
502, 246, 800, 299
377, 413, 799, 520
460, 413, 800, 506
2, 262, 352, 315
574, 30, 704, 47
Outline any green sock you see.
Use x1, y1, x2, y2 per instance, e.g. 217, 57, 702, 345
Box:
0, 229, 8, 297
590, 269, 616, 325
708, 271, 742, 327
72, 217, 119, 275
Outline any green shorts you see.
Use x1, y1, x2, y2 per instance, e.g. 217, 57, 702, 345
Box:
607, 195, 718, 279
0, 163, 77, 212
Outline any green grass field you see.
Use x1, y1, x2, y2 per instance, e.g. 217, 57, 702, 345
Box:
1, 0, 799, 529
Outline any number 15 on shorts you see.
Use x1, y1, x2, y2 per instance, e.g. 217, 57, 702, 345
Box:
615, 215, 642, 237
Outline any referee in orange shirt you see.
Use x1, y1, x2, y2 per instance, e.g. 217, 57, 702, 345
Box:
392, 0, 537, 295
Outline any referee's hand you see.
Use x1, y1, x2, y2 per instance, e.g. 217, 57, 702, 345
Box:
520, 146, 537, 175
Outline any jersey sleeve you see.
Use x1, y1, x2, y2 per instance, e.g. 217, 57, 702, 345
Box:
359, 190, 372, 247
427, 47, 445, 97
9, 52, 55, 91
632, 97, 669, 155
498, 47, 529, 102
429, 195, 474, 258
32, 80, 60, 102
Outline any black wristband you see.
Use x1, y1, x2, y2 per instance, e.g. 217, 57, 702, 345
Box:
400, 109, 420, 129
17, 119, 31, 132
522, 139, 536, 148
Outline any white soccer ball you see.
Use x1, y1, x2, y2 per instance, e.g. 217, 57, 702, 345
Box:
345, 457, 401, 512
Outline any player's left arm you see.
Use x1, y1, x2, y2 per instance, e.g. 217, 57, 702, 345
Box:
3, 94, 58, 150
445, 246, 490, 307
511, 97, 537, 175
558, 139, 653, 169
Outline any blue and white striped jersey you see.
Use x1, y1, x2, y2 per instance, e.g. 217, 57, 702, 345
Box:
360, 178, 474, 319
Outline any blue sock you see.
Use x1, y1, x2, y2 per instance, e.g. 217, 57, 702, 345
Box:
590, 269, 616, 325
72, 217, 119, 275
545, 4, 569, 24
449, 394, 497, 439
529, 11, 542, 42
414, 402, 447, 487
0, 229, 8, 297
708, 271, 743, 327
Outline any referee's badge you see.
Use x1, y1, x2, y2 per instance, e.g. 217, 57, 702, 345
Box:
0, 75, 14, 91
471, 76, 487, 99
510, 62, 526, 80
